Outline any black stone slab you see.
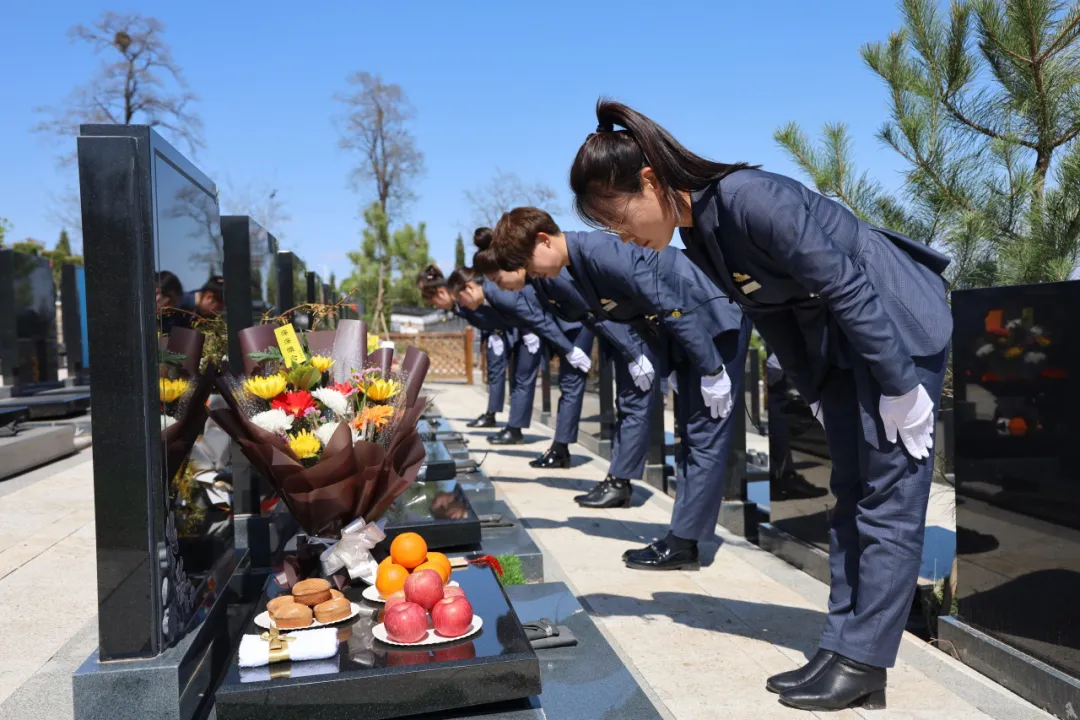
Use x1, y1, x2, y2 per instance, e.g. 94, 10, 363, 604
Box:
0, 393, 89, 419
417, 439, 456, 482
381, 480, 482, 550
0, 249, 60, 388
214, 566, 542, 720
0, 405, 28, 429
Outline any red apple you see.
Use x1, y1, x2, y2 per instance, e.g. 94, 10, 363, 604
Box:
431, 596, 474, 638
385, 649, 432, 667
383, 590, 407, 611
404, 569, 444, 611
383, 601, 428, 643
442, 586, 467, 600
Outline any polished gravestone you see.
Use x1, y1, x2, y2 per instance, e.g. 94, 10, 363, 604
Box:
942, 280, 1080, 718
0, 248, 60, 391
417, 438, 457, 481
381, 479, 482, 550
61, 263, 92, 386
214, 566, 542, 720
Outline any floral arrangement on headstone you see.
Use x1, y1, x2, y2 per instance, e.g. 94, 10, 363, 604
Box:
208, 318, 430, 585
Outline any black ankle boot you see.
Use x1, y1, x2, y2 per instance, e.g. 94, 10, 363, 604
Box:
530, 443, 570, 468
467, 412, 497, 428
778, 653, 886, 711
576, 477, 631, 508
766, 649, 836, 693
488, 427, 524, 445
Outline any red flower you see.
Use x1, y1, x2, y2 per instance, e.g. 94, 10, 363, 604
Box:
271, 390, 316, 417
330, 381, 356, 397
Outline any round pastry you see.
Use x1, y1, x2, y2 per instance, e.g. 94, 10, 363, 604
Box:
266, 596, 296, 618
314, 597, 352, 624
274, 603, 313, 629
329, 589, 345, 601
292, 578, 332, 607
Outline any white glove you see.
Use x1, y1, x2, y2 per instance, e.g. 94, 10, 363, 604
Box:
488, 335, 505, 357
668, 371, 678, 394
628, 354, 654, 392
879, 384, 935, 459
523, 333, 540, 355
701, 370, 733, 419
567, 347, 592, 373
809, 401, 825, 430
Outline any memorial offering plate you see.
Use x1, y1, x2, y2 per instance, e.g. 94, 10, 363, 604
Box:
254, 602, 362, 630
372, 616, 483, 646
362, 581, 458, 604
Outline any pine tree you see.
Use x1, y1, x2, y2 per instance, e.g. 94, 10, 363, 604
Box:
776, 0, 1080, 288
454, 233, 466, 268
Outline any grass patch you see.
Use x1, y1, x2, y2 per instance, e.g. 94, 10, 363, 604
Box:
496, 554, 526, 586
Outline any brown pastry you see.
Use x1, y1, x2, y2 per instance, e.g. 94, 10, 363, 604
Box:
314, 597, 352, 624
292, 578, 332, 607
329, 589, 345, 601
267, 596, 296, 618
274, 603, 313, 629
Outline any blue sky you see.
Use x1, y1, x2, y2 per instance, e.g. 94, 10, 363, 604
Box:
2, 0, 911, 277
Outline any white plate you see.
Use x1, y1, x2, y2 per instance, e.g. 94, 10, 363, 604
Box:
372, 615, 483, 646
254, 602, 362, 630
362, 581, 459, 604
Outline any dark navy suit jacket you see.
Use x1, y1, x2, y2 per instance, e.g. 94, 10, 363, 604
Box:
564, 230, 744, 375
682, 168, 952, 402
532, 269, 646, 363
456, 301, 518, 347
481, 278, 576, 357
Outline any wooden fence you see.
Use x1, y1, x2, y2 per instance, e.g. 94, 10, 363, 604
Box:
387, 328, 473, 383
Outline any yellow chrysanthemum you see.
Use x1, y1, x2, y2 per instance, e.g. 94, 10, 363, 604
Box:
160, 378, 190, 404
367, 333, 381, 354
287, 429, 321, 460
1036, 336, 1052, 347
310, 356, 335, 374
364, 378, 401, 402
1005, 347, 1023, 359
245, 374, 288, 400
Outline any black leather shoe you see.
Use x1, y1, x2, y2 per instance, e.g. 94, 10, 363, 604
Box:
577, 477, 631, 508
771, 472, 829, 500
766, 649, 836, 693
778, 654, 886, 711
467, 412, 497, 428
529, 445, 570, 469
623, 539, 699, 570
488, 427, 524, 445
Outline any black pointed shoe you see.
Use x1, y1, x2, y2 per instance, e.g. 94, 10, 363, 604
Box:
778, 654, 886, 711
576, 476, 632, 508
623, 539, 699, 570
467, 412, 497, 428
488, 427, 524, 445
766, 649, 836, 693
529, 445, 571, 469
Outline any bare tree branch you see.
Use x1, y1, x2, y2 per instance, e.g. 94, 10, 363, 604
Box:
464, 169, 559, 228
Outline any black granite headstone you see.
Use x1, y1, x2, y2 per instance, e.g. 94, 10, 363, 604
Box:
0, 249, 60, 390
60, 263, 91, 384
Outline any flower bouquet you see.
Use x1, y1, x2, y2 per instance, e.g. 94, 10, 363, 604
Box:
208, 318, 431, 584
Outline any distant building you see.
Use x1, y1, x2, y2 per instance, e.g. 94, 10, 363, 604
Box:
389, 306, 467, 333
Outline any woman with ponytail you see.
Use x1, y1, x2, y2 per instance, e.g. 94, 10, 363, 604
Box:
417, 263, 512, 428
567, 100, 952, 712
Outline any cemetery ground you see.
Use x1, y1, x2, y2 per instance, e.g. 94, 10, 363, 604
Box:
0, 382, 1054, 720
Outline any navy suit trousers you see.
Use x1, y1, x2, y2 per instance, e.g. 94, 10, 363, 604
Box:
817, 347, 947, 668
485, 335, 508, 415
554, 327, 594, 444
670, 318, 751, 542
508, 341, 542, 429
609, 344, 657, 480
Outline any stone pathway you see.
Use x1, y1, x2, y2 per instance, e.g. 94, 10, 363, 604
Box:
433, 382, 1051, 720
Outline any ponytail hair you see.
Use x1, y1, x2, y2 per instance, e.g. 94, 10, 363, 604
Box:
471, 246, 499, 277
416, 264, 447, 301
570, 98, 757, 228
446, 266, 477, 295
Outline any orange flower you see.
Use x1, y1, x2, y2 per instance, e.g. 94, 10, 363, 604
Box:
355, 404, 395, 430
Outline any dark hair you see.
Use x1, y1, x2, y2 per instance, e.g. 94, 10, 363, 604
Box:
570, 99, 757, 228
157, 270, 183, 299
472, 247, 499, 276
416, 264, 446, 301
199, 275, 224, 295
446, 266, 477, 295
473, 227, 493, 251
493, 207, 561, 271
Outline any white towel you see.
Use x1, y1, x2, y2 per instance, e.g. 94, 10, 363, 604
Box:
238, 628, 339, 668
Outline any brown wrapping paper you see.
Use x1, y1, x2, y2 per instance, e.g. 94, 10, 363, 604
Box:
238, 324, 282, 375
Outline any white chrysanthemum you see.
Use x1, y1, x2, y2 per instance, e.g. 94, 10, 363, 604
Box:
252, 408, 294, 434
1025, 351, 1047, 364
314, 422, 341, 447
976, 344, 994, 357
312, 387, 349, 419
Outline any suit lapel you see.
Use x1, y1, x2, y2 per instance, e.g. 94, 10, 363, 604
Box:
688, 186, 770, 312
566, 234, 606, 319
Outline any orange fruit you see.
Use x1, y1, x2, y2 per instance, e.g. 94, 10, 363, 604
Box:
375, 563, 409, 596
378, 555, 395, 570
414, 560, 450, 585
425, 552, 452, 578
390, 532, 428, 570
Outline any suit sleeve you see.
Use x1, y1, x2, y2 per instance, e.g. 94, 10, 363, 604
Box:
586, 243, 726, 376
735, 178, 919, 397
514, 286, 576, 357
591, 320, 644, 364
